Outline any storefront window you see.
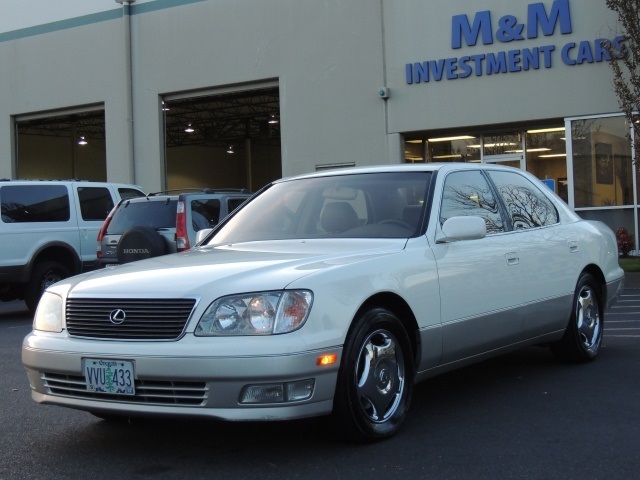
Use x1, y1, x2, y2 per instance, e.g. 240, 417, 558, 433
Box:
407, 136, 479, 163
571, 116, 633, 208
525, 126, 568, 202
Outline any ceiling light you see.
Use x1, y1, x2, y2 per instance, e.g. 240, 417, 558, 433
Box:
505, 148, 551, 153
162, 102, 170, 111
538, 153, 567, 158
78, 136, 87, 146
268, 115, 279, 124
185, 124, 195, 133
427, 135, 476, 142
227, 145, 235, 154
527, 127, 565, 134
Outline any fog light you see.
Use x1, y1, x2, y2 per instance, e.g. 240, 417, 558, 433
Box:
241, 384, 284, 404
240, 379, 315, 404
286, 379, 315, 402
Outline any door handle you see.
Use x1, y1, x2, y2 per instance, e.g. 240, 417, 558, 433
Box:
505, 252, 519, 266
568, 241, 579, 253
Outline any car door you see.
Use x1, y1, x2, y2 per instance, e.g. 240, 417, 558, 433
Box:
431, 170, 526, 364
486, 170, 579, 336
73, 184, 116, 270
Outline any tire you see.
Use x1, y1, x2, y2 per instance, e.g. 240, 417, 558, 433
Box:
550, 273, 603, 363
24, 260, 71, 313
333, 308, 414, 442
117, 226, 167, 264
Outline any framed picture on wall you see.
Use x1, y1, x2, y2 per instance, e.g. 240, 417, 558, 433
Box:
595, 142, 613, 184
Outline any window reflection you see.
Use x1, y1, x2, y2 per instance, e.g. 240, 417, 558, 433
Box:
440, 171, 504, 234
571, 117, 633, 207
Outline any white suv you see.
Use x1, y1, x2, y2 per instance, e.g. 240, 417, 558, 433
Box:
0, 180, 144, 312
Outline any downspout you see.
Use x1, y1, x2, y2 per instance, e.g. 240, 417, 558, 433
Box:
116, 0, 136, 183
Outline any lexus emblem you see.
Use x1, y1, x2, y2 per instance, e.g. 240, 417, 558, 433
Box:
109, 309, 127, 325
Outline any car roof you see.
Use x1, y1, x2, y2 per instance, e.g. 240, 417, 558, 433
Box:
274, 162, 525, 183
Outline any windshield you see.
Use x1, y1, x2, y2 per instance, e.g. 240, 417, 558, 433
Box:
209, 171, 431, 244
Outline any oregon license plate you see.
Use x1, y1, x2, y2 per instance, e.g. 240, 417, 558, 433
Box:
84, 358, 135, 395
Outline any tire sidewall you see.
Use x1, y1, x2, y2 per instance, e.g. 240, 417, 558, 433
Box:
334, 308, 414, 442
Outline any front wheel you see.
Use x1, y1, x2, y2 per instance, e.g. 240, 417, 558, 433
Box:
24, 260, 71, 313
550, 273, 603, 362
333, 308, 414, 442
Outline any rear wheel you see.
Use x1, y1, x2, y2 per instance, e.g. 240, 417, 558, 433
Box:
333, 308, 414, 442
24, 260, 71, 313
550, 273, 603, 362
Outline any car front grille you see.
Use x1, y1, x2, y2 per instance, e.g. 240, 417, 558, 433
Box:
66, 298, 197, 340
42, 372, 208, 406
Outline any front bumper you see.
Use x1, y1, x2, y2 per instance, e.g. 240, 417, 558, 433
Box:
22, 333, 342, 421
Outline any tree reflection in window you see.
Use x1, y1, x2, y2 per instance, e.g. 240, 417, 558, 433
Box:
440, 171, 504, 234
488, 171, 558, 229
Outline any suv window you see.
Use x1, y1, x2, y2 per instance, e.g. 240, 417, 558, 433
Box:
487, 171, 559, 229
191, 199, 220, 230
107, 199, 178, 234
119, 187, 146, 200
1, 185, 70, 223
77, 187, 114, 221
228, 197, 247, 212
440, 171, 505, 234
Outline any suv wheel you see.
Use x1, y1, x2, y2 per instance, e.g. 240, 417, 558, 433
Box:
117, 226, 167, 264
25, 261, 71, 313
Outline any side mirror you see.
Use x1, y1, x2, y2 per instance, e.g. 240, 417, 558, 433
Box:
195, 228, 213, 245
436, 216, 486, 243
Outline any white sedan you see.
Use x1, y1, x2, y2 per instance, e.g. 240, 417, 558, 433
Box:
22, 163, 624, 442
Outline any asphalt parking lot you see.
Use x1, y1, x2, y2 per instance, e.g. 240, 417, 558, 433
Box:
1, 274, 639, 480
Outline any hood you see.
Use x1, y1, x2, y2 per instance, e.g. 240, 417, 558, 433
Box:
65, 238, 407, 298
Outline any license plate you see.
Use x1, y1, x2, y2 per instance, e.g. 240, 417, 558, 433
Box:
84, 358, 135, 395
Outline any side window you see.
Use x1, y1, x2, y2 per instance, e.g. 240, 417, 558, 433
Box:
77, 187, 114, 221
191, 199, 221, 230
227, 198, 247, 212
488, 171, 559, 229
440, 171, 504, 234
118, 187, 145, 200
1, 185, 70, 223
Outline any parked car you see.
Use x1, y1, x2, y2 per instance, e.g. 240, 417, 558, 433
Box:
97, 189, 251, 265
22, 164, 624, 442
0, 180, 144, 312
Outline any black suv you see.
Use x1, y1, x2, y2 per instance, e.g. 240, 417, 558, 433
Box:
97, 189, 251, 265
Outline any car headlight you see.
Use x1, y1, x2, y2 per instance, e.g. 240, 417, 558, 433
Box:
195, 290, 313, 336
33, 292, 64, 333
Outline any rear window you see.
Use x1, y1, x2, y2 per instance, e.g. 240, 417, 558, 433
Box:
107, 199, 178, 234
1, 185, 70, 223
118, 187, 145, 200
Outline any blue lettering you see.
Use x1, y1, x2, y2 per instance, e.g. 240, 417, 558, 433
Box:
527, 0, 572, 39
429, 59, 446, 81
540, 45, 555, 67
445, 58, 458, 79
496, 15, 525, 42
508, 50, 522, 72
470, 54, 486, 75
458, 57, 473, 78
612, 35, 627, 59
576, 41, 594, 64
486, 52, 507, 74
522, 47, 540, 70
594, 39, 612, 62
411, 62, 430, 83
452, 11, 493, 48
562, 42, 576, 65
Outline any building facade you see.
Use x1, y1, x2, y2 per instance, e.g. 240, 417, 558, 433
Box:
0, 0, 637, 245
